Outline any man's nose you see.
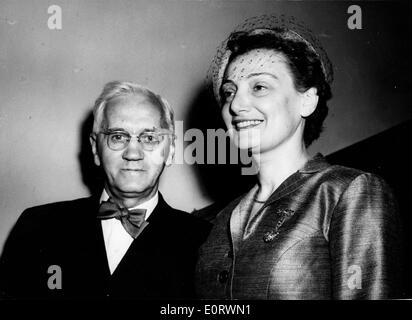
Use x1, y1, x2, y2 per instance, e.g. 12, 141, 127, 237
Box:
122, 138, 145, 161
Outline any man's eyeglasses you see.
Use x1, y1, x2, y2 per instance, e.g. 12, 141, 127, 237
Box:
96, 130, 175, 151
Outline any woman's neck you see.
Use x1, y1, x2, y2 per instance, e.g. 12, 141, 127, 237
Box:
253, 137, 310, 201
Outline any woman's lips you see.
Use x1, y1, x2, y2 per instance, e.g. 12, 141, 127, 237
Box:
233, 120, 263, 130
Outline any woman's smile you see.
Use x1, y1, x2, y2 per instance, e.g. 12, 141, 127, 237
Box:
233, 119, 264, 130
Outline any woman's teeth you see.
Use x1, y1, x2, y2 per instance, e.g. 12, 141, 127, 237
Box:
235, 120, 263, 129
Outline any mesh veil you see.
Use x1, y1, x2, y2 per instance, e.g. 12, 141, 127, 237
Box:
208, 14, 334, 104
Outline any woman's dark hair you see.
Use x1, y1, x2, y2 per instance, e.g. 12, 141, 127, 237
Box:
224, 31, 332, 147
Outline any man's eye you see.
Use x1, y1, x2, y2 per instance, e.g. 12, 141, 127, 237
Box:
110, 134, 128, 143
141, 134, 160, 144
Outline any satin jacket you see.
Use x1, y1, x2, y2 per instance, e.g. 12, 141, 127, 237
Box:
195, 154, 403, 299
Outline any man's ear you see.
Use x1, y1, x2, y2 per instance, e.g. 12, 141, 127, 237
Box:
89, 133, 101, 166
300, 87, 319, 118
165, 137, 175, 167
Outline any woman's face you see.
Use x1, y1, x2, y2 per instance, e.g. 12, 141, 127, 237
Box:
220, 49, 311, 154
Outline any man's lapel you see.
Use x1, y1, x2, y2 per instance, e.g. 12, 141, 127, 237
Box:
81, 196, 111, 280
93, 213, 112, 280
53, 196, 111, 294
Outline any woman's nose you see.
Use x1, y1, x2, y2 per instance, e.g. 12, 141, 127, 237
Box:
229, 89, 249, 114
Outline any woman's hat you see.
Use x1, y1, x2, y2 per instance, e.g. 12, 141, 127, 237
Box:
209, 14, 333, 104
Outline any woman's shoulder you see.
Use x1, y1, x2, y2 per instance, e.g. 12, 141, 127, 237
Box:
315, 161, 393, 196
298, 153, 392, 199
302, 153, 374, 184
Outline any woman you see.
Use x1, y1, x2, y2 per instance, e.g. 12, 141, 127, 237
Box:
195, 15, 403, 299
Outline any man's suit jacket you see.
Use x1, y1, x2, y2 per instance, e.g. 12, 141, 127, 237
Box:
0, 194, 211, 299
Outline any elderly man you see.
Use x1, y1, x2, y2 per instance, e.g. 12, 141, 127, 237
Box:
0, 81, 210, 299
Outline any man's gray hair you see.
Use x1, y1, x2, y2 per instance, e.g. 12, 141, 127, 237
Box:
92, 81, 175, 133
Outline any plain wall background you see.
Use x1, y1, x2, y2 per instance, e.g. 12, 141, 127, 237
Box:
1, 0, 411, 251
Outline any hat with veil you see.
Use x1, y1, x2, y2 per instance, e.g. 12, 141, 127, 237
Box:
208, 14, 334, 104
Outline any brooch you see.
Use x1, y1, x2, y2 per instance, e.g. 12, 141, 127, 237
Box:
263, 208, 295, 243
263, 230, 279, 243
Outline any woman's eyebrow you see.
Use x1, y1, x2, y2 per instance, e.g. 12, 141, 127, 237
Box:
247, 72, 278, 80
223, 72, 279, 83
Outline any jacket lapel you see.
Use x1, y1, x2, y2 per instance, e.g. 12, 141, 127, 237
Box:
229, 186, 258, 254
93, 212, 112, 280
77, 196, 111, 280
57, 196, 111, 294
228, 154, 331, 252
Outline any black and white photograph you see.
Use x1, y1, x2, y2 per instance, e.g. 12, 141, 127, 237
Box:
0, 0, 411, 311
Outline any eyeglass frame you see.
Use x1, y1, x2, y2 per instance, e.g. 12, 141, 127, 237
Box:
91, 128, 176, 152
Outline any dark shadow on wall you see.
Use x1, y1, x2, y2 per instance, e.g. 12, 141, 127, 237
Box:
184, 84, 256, 218
78, 110, 104, 197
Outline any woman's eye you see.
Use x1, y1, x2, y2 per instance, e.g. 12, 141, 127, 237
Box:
221, 89, 235, 102
253, 84, 268, 92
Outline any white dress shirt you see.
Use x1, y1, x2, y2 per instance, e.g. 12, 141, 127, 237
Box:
99, 190, 158, 274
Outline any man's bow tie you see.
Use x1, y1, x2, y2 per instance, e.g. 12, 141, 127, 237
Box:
97, 199, 148, 239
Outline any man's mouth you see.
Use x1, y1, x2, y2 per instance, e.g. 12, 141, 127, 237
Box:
233, 120, 263, 130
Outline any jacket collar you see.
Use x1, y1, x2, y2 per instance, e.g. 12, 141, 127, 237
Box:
298, 153, 330, 173
263, 153, 330, 205
209, 154, 331, 224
